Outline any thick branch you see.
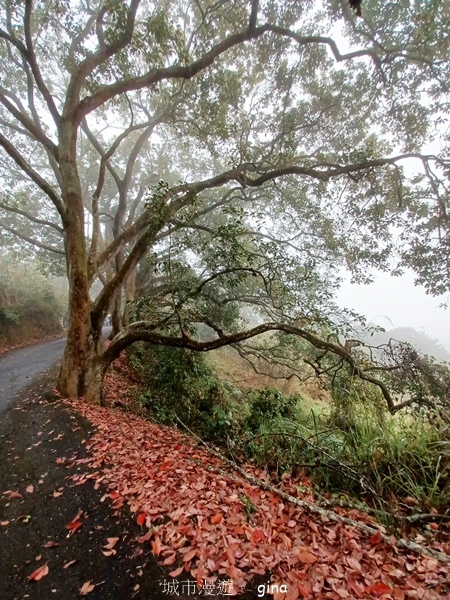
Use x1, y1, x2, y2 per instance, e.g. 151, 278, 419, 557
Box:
65, 0, 141, 115
23, 0, 60, 124
105, 322, 407, 413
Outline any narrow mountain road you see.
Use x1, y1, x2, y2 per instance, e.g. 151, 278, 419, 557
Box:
0, 332, 262, 600
0, 337, 65, 411
0, 328, 112, 411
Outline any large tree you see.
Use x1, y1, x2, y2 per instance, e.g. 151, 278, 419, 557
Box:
0, 0, 449, 407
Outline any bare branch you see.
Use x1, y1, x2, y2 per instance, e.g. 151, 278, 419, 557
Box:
0, 221, 65, 254
23, 0, 60, 124
0, 131, 65, 218
0, 88, 58, 155
0, 201, 63, 233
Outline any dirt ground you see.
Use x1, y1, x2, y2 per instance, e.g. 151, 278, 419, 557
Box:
0, 373, 266, 600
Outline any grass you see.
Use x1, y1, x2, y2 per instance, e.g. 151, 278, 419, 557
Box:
130, 342, 450, 514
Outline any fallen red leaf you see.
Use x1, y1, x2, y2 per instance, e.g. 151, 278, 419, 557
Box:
151, 536, 162, 556
365, 582, 392, 596
66, 520, 82, 535
251, 529, 265, 544
298, 550, 318, 564
183, 548, 197, 563
63, 559, 77, 569
65, 383, 450, 600
211, 514, 223, 525
103, 537, 119, 550
28, 564, 49, 582
163, 553, 177, 565
298, 584, 312, 598
369, 530, 382, 545
159, 459, 174, 471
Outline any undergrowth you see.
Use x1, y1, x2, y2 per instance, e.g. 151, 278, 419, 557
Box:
128, 343, 450, 513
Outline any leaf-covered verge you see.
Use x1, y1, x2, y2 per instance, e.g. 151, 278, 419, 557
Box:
63, 354, 450, 599
127, 344, 450, 515
0, 253, 66, 349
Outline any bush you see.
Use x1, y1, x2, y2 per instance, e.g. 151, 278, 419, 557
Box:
128, 343, 450, 511
244, 388, 298, 432
129, 343, 236, 441
0, 254, 65, 346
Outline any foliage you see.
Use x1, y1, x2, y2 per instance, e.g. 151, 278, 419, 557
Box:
0, 0, 450, 405
244, 387, 299, 432
129, 342, 234, 441
130, 344, 450, 510
0, 254, 65, 346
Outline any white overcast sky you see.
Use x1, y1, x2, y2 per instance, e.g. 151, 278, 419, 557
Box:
337, 271, 450, 351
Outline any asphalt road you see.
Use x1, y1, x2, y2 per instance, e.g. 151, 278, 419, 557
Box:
0, 337, 65, 411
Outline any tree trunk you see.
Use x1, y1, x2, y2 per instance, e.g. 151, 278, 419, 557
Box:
83, 343, 108, 404
57, 117, 104, 402
123, 267, 137, 326
109, 290, 123, 339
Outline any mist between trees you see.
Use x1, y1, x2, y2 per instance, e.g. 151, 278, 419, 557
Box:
0, 254, 67, 348
0, 0, 449, 413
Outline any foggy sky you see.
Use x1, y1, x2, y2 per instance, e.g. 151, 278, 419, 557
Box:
337, 271, 450, 352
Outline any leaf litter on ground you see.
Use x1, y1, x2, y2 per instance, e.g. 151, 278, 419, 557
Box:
65, 396, 450, 600
62, 357, 450, 599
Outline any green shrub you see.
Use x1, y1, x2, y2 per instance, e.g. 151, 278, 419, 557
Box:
129, 343, 236, 442
0, 254, 65, 346
244, 388, 298, 432
128, 343, 450, 511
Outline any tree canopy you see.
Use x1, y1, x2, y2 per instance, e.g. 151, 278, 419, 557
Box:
0, 0, 449, 408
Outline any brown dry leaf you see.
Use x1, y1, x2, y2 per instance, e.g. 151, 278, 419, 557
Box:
80, 581, 96, 595
103, 537, 119, 550
28, 563, 49, 582
63, 560, 77, 569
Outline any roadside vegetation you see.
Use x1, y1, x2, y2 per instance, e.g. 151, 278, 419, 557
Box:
0, 253, 66, 349
128, 342, 450, 523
